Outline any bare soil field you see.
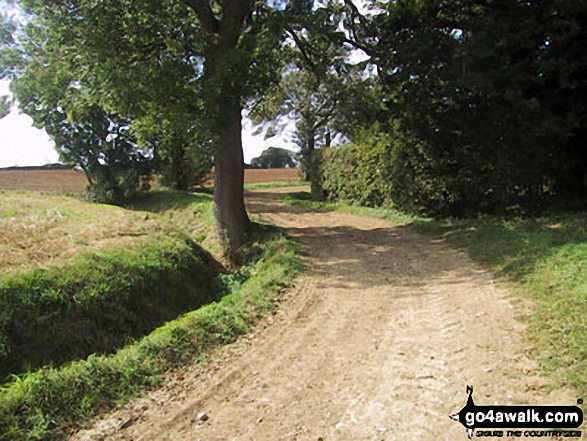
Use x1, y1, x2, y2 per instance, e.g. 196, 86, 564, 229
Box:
72, 187, 579, 441
244, 168, 299, 184
0, 168, 300, 192
0, 169, 87, 192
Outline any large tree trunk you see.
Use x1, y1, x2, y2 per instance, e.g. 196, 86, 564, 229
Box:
213, 99, 252, 258
186, 0, 255, 261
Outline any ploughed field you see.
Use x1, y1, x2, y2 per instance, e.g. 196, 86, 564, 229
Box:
0, 168, 300, 192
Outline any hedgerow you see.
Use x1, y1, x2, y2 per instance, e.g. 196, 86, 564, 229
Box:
321, 128, 394, 207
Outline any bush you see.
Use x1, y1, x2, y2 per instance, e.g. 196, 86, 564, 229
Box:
86, 165, 153, 206
322, 125, 548, 217
321, 127, 394, 207
387, 131, 466, 217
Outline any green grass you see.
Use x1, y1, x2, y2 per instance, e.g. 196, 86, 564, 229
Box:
0, 208, 18, 219
0, 233, 221, 380
0, 190, 303, 441
131, 189, 219, 257
0, 190, 225, 381
281, 190, 587, 398
278, 190, 418, 224
244, 180, 305, 190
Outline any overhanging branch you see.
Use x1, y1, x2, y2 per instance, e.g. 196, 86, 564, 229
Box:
285, 28, 317, 73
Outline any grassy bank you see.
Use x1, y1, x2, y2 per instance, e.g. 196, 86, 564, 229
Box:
277, 190, 417, 224
244, 181, 304, 190
0, 190, 303, 441
131, 190, 219, 257
280, 190, 587, 397
0, 191, 222, 380
0, 235, 221, 379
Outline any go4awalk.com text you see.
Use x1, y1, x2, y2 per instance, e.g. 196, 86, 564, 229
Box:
450, 386, 583, 439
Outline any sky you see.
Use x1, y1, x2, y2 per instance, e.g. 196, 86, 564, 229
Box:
0, 80, 297, 168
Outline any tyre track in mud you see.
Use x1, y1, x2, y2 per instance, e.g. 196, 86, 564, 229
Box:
72, 187, 577, 441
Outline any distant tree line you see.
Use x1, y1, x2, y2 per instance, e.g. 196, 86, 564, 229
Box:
248, 147, 296, 169
0, 163, 70, 171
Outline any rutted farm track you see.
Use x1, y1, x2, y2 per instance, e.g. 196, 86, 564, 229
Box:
72, 187, 577, 441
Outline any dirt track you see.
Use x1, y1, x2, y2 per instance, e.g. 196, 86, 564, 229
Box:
72, 187, 578, 441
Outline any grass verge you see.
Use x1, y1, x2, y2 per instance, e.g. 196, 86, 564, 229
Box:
245, 180, 304, 190
0, 224, 303, 441
277, 190, 417, 224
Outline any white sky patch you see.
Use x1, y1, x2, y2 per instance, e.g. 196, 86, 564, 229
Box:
0, 79, 59, 167
241, 116, 298, 164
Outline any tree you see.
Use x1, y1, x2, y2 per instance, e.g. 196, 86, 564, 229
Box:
0, 13, 16, 119
0, 95, 9, 119
14, 0, 298, 259
1, 14, 154, 206
133, 116, 213, 190
256, 68, 342, 196
250, 147, 296, 169
341, 0, 587, 215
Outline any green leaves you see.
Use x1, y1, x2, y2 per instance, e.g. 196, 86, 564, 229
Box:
339, 0, 587, 215
250, 146, 296, 168
0, 95, 10, 118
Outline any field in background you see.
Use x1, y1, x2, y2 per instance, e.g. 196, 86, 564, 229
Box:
0, 169, 87, 192
243, 168, 299, 183
0, 168, 300, 192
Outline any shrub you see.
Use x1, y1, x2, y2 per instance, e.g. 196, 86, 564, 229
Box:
321, 127, 394, 207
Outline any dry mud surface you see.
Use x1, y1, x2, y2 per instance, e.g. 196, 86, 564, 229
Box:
72, 188, 579, 441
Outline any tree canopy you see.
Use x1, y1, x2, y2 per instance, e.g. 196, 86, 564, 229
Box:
339, 0, 587, 215
2, 0, 292, 258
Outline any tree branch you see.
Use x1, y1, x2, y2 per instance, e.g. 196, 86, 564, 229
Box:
343, 0, 362, 20
285, 28, 317, 73
222, 0, 254, 32
342, 0, 374, 57
343, 37, 373, 57
182, 0, 220, 34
